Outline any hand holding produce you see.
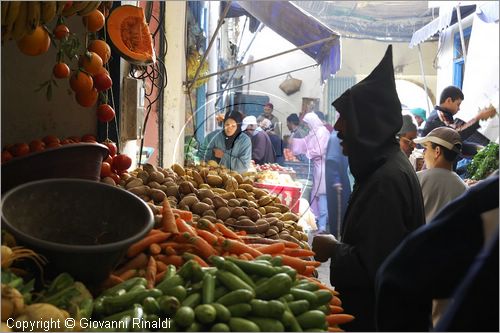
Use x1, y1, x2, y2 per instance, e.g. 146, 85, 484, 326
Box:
312, 234, 339, 263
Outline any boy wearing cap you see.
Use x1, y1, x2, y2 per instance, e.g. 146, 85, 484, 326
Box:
414, 126, 468, 223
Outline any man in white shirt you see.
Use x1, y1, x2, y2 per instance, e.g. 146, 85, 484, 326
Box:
413, 126, 468, 326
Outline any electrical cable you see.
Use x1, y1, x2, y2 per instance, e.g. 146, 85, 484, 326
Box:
128, 1, 168, 166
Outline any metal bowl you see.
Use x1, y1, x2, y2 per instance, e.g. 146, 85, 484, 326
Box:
1, 143, 109, 194
1, 179, 154, 284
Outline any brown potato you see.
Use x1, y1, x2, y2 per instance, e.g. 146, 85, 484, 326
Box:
150, 188, 167, 203
207, 174, 223, 187
171, 163, 186, 176
212, 196, 228, 209
203, 210, 216, 218
137, 170, 150, 184
245, 207, 261, 221
192, 202, 211, 215
179, 195, 199, 208
234, 189, 248, 199
221, 192, 236, 200
198, 188, 215, 200
149, 171, 166, 184
202, 197, 214, 206
179, 181, 195, 195
165, 185, 179, 198
227, 199, 240, 207
230, 207, 245, 218
128, 185, 150, 197
126, 178, 143, 189
216, 207, 231, 220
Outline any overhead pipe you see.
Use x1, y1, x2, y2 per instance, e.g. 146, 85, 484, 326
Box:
206, 63, 318, 97
417, 44, 433, 116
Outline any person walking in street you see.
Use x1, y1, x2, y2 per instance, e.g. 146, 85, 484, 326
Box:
312, 45, 425, 331
290, 112, 330, 233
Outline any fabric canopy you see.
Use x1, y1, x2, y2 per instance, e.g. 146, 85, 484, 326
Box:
236, 1, 341, 82
409, 4, 477, 48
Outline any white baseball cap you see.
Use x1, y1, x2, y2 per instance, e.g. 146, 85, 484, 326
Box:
414, 127, 462, 153
241, 116, 258, 131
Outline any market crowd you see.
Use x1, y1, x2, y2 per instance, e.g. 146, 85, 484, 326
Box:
197, 45, 498, 332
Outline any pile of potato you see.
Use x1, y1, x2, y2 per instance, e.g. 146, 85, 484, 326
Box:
111, 162, 309, 249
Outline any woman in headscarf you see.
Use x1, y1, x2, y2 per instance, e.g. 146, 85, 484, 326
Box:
198, 111, 252, 173
291, 112, 330, 232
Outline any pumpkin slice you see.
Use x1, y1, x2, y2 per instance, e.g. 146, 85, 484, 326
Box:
107, 5, 156, 65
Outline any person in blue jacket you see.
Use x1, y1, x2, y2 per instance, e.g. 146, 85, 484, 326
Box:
325, 128, 351, 237
197, 111, 252, 173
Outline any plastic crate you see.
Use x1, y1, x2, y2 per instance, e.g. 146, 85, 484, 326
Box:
254, 182, 301, 213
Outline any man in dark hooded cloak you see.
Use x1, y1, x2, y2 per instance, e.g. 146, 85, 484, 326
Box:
312, 45, 425, 331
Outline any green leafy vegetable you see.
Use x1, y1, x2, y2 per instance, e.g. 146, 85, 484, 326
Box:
467, 142, 499, 180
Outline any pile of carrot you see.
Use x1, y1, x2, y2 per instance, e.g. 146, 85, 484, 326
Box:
106, 198, 321, 289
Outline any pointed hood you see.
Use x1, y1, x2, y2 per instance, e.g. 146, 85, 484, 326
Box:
332, 45, 402, 182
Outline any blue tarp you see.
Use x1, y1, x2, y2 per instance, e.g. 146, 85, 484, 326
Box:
236, 1, 341, 82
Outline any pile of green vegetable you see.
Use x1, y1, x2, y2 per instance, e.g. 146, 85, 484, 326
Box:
90, 255, 334, 332
467, 142, 499, 180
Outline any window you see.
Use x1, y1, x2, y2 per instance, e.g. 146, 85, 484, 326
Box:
453, 26, 472, 89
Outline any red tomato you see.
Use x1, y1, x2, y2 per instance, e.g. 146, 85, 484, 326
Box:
109, 172, 121, 184
100, 162, 112, 177
104, 155, 113, 164
96, 104, 115, 122
46, 142, 62, 149
93, 72, 112, 92
60, 139, 73, 145
53, 24, 70, 40
53, 62, 70, 79
2, 150, 13, 163
112, 154, 132, 172
102, 140, 117, 157
42, 135, 60, 145
63, 1, 73, 11
81, 134, 97, 142
9, 143, 30, 157
29, 140, 46, 152
67, 136, 81, 143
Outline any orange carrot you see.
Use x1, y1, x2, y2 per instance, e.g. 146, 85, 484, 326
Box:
329, 305, 344, 314
119, 269, 138, 281
115, 253, 148, 275
127, 232, 172, 258
298, 275, 340, 296
183, 233, 216, 259
222, 239, 263, 258
216, 223, 241, 240
172, 208, 193, 222
155, 254, 184, 267
160, 242, 196, 253
146, 256, 157, 289
330, 295, 342, 306
162, 199, 179, 233
197, 229, 219, 246
163, 245, 177, 256
326, 314, 355, 326
183, 253, 209, 267
235, 230, 247, 236
328, 326, 345, 332
149, 243, 162, 255
155, 270, 166, 284
303, 265, 316, 277
196, 219, 217, 233
148, 229, 163, 235
283, 248, 315, 257
280, 255, 310, 273
156, 261, 168, 272
176, 218, 197, 236
100, 274, 124, 290
257, 242, 286, 254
